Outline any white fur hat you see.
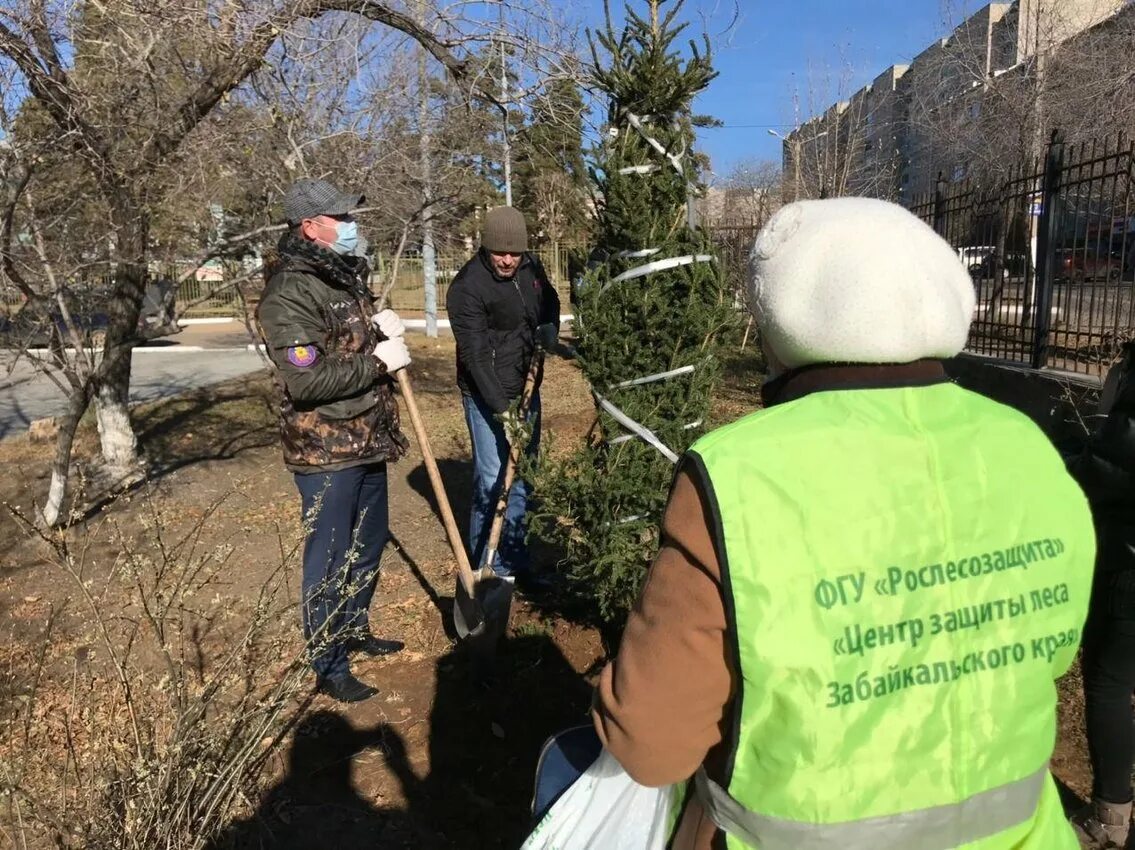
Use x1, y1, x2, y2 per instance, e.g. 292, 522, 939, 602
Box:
748, 197, 975, 369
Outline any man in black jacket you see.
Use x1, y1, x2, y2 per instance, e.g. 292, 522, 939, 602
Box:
257, 178, 410, 704
446, 207, 560, 588
1069, 342, 1135, 848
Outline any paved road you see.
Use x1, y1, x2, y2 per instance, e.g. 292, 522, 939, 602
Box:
0, 340, 266, 438
0, 316, 468, 438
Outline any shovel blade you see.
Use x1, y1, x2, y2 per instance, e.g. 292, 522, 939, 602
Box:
453, 567, 514, 644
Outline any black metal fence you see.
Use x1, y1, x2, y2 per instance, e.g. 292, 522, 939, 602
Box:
908, 132, 1135, 376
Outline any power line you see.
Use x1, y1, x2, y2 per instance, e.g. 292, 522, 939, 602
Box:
703, 124, 791, 130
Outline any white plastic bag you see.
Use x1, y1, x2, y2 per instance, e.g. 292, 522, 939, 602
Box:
521, 750, 673, 850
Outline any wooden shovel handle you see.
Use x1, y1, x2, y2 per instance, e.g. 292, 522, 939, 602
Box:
396, 370, 478, 598
483, 348, 544, 562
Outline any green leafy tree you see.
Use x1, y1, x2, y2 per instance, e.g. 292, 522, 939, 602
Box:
514, 77, 592, 246
530, 0, 734, 626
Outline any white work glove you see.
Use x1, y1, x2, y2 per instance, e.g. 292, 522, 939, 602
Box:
373, 337, 411, 374
536, 322, 558, 350
371, 309, 405, 339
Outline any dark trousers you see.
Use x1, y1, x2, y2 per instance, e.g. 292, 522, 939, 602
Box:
294, 463, 389, 678
1082, 571, 1135, 804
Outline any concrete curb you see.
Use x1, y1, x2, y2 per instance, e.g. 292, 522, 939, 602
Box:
403, 313, 575, 331
22, 346, 246, 355
19, 313, 577, 356
135, 346, 208, 353
178, 317, 236, 326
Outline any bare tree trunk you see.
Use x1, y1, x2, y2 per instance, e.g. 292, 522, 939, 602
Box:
417, 1, 438, 339
39, 382, 92, 528
95, 207, 147, 475
94, 381, 139, 470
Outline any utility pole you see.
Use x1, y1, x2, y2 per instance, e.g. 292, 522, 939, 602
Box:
769, 90, 804, 201
768, 129, 803, 202
792, 137, 801, 201
418, 0, 437, 337
792, 88, 802, 200
498, 2, 512, 206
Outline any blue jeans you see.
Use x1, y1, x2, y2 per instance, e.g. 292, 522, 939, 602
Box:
294, 463, 389, 677
462, 390, 541, 577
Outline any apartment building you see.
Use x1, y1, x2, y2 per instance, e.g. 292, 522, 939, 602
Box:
782, 0, 1130, 200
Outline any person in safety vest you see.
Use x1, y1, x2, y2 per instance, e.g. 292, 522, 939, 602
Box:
591, 197, 1096, 850
1068, 342, 1135, 849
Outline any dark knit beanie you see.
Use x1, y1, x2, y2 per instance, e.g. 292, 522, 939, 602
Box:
482, 206, 528, 253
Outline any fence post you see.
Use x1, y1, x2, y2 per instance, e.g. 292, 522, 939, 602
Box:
1031, 130, 1065, 370
933, 172, 947, 237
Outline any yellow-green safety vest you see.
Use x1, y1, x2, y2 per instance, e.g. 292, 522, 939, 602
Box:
686, 381, 1095, 850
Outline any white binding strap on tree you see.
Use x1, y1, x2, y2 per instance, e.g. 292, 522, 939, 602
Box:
626, 112, 686, 176
611, 420, 703, 446
602, 254, 715, 292
618, 164, 661, 175
610, 364, 696, 390
593, 391, 680, 464
614, 248, 661, 259
602, 513, 649, 528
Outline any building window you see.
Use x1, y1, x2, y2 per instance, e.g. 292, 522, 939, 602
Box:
953, 164, 967, 181
968, 101, 981, 119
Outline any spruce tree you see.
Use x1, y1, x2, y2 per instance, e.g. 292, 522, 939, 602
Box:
530, 0, 733, 626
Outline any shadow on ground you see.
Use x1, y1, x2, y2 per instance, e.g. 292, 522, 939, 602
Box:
1055, 775, 1088, 817
135, 377, 277, 475
207, 635, 592, 850
405, 458, 474, 554
71, 377, 277, 521
404, 455, 618, 653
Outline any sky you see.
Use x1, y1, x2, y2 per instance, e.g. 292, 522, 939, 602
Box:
580, 0, 956, 179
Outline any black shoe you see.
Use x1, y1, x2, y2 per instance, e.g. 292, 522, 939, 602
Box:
317, 671, 379, 703
348, 634, 405, 657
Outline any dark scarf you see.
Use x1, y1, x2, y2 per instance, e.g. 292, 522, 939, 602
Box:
277, 231, 364, 290
761, 360, 950, 407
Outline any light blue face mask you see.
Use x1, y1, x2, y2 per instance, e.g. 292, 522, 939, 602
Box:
330, 220, 359, 255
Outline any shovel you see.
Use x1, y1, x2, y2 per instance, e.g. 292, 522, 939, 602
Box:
372, 278, 501, 644
451, 347, 543, 643
396, 371, 504, 657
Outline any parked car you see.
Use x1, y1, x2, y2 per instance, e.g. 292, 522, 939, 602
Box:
957, 246, 1029, 281
1054, 248, 1124, 284
0, 279, 178, 349
958, 246, 996, 273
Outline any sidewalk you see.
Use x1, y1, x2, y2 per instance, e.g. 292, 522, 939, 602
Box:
170, 314, 574, 350
149, 320, 258, 351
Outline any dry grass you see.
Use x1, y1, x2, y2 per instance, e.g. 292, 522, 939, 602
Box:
0, 331, 765, 849
0, 487, 315, 849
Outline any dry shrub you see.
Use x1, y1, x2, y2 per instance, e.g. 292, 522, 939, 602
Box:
0, 488, 320, 850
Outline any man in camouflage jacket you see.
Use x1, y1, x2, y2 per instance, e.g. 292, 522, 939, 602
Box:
257, 178, 410, 703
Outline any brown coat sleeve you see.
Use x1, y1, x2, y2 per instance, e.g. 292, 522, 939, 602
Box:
591, 463, 735, 788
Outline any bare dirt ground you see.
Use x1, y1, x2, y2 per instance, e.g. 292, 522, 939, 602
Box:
0, 337, 1096, 849
0, 335, 604, 850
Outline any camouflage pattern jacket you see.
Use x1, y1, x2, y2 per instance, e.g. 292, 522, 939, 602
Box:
256, 238, 408, 473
